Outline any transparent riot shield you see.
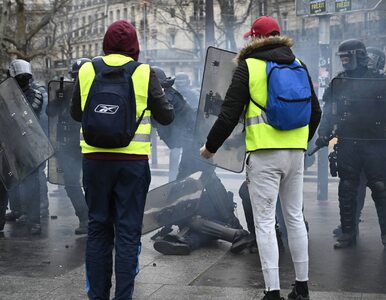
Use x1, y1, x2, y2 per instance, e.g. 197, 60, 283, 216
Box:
331, 77, 386, 139
142, 171, 204, 234
194, 47, 246, 173
0, 78, 54, 190
47, 79, 82, 186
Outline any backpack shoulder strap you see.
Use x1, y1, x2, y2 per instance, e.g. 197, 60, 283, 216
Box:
122, 60, 141, 76
91, 57, 107, 74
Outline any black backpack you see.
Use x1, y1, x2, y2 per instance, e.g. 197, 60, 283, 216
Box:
82, 58, 145, 148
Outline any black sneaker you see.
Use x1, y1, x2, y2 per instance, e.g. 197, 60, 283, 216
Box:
262, 290, 284, 300
288, 283, 310, 300
153, 240, 191, 255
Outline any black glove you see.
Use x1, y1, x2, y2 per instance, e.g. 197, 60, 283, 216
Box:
315, 136, 330, 148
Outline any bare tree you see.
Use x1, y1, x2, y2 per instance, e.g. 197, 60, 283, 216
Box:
215, 0, 255, 51
0, 0, 71, 62
150, 0, 255, 56
53, 3, 107, 67
151, 0, 206, 60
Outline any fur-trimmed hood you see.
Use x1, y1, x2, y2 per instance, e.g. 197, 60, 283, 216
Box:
235, 36, 295, 64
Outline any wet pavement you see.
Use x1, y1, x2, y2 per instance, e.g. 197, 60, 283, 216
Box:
0, 171, 386, 299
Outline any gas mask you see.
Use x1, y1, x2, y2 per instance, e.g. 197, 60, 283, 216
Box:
15, 74, 32, 89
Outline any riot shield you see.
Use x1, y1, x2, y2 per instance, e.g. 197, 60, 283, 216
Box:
0, 78, 54, 190
47, 79, 83, 186
331, 77, 386, 139
142, 171, 204, 234
194, 47, 246, 173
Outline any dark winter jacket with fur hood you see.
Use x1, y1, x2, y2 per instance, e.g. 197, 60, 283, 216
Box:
205, 36, 322, 153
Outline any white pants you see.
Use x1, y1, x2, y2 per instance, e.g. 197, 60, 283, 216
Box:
246, 150, 309, 291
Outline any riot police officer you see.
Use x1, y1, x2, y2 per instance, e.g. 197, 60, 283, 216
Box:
5, 59, 43, 234
333, 46, 386, 237
316, 39, 386, 248
174, 72, 199, 110
150, 67, 249, 255
46, 58, 90, 234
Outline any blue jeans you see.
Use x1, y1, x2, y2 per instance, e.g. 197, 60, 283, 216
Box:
83, 158, 151, 300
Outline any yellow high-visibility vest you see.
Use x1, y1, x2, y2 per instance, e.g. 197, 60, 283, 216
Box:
245, 58, 309, 151
78, 54, 151, 155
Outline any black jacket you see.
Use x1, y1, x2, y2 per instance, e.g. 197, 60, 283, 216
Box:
205, 36, 321, 153
318, 67, 384, 139
70, 66, 174, 126
152, 86, 195, 149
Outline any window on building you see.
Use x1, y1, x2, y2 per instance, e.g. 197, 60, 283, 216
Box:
95, 43, 99, 55
109, 11, 113, 23
123, 8, 128, 20
82, 45, 86, 57
170, 33, 176, 48
88, 44, 92, 56
76, 46, 79, 58
45, 57, 51, 69
131, 5, 135, 21
116, 9, 120, 20
100, 13, 105, 33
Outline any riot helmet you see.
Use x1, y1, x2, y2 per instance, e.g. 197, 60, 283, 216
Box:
174, 72, 190, 89
152, 66, 175, 88
8, 59, 33, 89
70, 58, 91, 80
366, 46, 385, 72
337, 39, 368, 71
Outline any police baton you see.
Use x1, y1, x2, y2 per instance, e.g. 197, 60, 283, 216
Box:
307, 134, 335, 156
307, 145, 325, 156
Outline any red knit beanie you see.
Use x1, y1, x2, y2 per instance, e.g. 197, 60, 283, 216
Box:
103, 20, 140, 61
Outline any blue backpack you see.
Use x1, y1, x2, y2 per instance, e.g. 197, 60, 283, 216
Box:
251, 60, 312, 130
82, 58, 145, 148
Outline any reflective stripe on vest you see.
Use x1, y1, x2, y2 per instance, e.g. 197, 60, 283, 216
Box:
245, 58, 309, 151
78, 54, 151, 155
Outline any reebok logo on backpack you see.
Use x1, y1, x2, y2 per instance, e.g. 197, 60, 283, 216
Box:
82, 58, 144, 148
252, 60, 312, 130
94, 104, 119, 114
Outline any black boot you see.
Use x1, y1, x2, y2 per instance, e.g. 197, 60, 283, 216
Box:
288, 281, 310, 300
262, 290, 284, 300
74, 218, 88, 235
334, 233, 356, 249
153, 238, 191, 255
230, 231, 253, 254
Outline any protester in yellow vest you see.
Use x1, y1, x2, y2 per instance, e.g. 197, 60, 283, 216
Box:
200, 16, 321, 300
70, 20, 174, 300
